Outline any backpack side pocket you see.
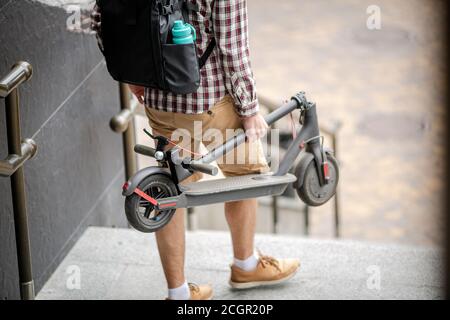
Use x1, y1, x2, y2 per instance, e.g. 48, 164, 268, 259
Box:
161, 43, 200, 94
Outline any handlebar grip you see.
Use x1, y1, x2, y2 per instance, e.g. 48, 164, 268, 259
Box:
188, 162, 219, 176
134, 144, 156, 158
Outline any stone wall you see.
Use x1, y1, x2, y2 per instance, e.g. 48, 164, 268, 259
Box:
0, 0, 127, 299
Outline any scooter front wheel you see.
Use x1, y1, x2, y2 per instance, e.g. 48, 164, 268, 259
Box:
124, 174, 178, 233
296, 153, 339, 207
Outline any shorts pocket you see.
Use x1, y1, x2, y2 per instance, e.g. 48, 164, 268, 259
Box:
162, 43, 200, 94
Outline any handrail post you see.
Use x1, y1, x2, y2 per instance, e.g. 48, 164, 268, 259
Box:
119, 83, 137, 180
272, 196, 279, 234
331, 129, 340, 237
6, 89, 35, 300
1, 61, 36, 300
110, 83, 137, 181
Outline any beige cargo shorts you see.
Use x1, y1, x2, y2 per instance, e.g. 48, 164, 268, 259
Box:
145, 95, 270, 183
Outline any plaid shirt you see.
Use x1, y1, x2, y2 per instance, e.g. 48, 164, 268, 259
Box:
144, 0, 259, 117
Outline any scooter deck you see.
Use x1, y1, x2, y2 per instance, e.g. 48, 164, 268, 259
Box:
180, 173, 297, 196
157, 173, 297, 209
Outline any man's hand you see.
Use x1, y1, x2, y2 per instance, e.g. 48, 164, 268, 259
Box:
241, 113, 269, 142
129, 84, 145, 104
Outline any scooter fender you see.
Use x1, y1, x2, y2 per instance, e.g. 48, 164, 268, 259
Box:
293, 148, 334, 189
122, 166, 172, 196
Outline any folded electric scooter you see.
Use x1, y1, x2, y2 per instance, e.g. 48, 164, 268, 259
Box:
122, 92, 339, 233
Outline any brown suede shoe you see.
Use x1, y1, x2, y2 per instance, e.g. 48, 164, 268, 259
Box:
229, 252, 300, 289
166, 283, 213, 300
189, 283, 213, 300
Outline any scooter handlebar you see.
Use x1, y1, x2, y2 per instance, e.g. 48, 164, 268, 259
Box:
188, 162, 219, 176
134, 144, 156, 158
264, 98, 300, 126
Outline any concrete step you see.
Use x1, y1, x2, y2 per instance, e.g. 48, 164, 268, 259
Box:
37, 227, 444, 300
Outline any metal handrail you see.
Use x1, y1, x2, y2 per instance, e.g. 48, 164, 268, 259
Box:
258, 94, 342, 237
0, 139, 37, 177
0, 61, 36, 300
109, 83, 138, 181
110, 94, 139, 134
0, 62, 33, 98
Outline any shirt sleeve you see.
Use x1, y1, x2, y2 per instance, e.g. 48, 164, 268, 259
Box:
212, 0, 259, 117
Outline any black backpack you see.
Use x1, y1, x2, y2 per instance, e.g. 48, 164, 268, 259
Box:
96, 0, 216, 94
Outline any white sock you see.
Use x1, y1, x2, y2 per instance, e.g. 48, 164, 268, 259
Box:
233, 252, 259, 272
168, 281, 191, 300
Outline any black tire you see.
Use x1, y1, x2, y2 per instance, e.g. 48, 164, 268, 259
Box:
296, 153, 339, 207
124, 174, 178, 233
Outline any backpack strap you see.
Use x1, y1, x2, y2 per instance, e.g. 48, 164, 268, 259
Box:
199, 37, 216, 69
123, 1, 137, 25
159, 0, 198, 15
183, 0, 199, 12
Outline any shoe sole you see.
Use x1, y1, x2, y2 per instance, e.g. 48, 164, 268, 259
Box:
167, 294, 214, 301
228, 267, 299, 289
196, 293, 214, 300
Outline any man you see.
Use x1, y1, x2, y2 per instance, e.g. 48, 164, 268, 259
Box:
92, 0, 299, 300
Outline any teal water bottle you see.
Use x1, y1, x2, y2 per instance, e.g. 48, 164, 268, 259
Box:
172, 20, 197, 44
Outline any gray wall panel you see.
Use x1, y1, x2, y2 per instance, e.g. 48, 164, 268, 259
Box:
0, 0, 128, 299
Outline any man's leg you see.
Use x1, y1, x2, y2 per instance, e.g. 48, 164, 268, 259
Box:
155, 206, 212, 300
155, 208, 186, 289
145, 107, 213, 300
202, 96, 264, 266
226, 196, 300, 290
144, 107, 188, 290
201, 96, 300, 288
224, 199, 257, 260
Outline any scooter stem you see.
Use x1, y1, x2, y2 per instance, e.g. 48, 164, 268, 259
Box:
197, 98, 300, 165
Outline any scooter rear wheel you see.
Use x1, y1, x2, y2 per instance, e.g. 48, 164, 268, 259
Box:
125, 174, 178, 233
296, 153, 339, 207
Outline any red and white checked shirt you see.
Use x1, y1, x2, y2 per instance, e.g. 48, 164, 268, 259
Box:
144, 0, 259, 117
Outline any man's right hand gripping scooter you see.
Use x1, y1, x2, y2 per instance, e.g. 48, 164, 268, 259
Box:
122, 92, 339, 233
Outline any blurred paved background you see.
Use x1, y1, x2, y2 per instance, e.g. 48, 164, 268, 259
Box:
243, 0, 446, 247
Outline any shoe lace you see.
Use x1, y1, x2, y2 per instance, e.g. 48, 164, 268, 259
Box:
188, 283, 200, 293
257, 249, 281, 273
